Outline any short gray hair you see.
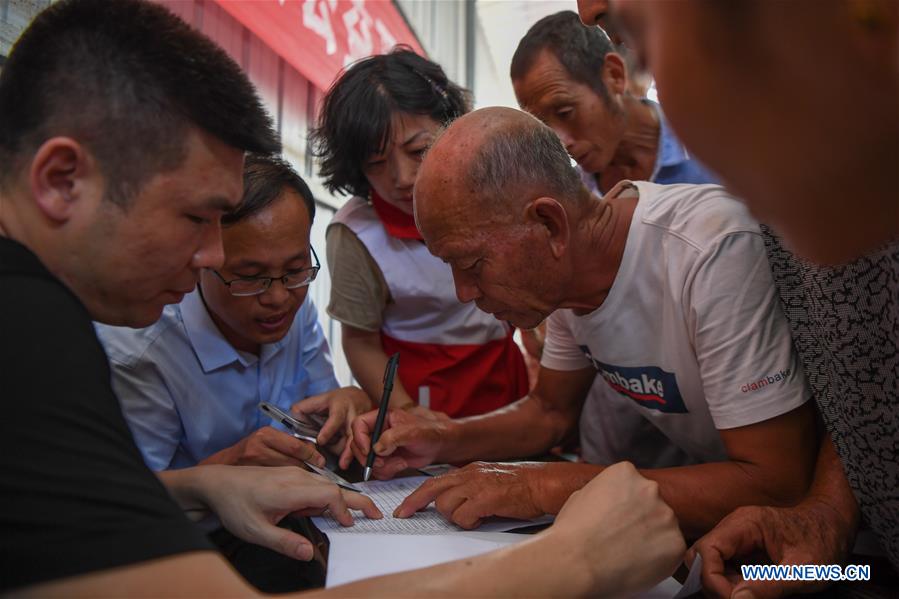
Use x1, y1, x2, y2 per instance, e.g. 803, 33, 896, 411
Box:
464, 119, 583, 215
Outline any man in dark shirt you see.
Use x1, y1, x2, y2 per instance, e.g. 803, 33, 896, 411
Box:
0, 0, 383, 593
0, 0, 686, 596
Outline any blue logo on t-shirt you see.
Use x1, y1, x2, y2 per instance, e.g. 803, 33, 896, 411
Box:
579, 345, 688, 414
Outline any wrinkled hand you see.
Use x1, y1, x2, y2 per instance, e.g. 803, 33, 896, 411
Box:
394, 461, 550, 529
197, 465, 382, 561
350, 408, 449, 479
545, 462, 685, 596
688, 501, 854, 599
292, 386, 372, 469
210, 426, 325, 468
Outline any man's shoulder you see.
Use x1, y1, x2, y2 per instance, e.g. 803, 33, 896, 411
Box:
0, 236, 77, 305
0, 239, 96, 344
635, 181, 761, 253
95, 305, 186, 369
0, 236, 50, 276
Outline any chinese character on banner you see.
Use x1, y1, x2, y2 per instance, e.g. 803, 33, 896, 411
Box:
215, 0, 425, 91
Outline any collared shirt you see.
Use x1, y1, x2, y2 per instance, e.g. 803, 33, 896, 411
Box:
96, 289, 339, 470
580, 100, 719, 195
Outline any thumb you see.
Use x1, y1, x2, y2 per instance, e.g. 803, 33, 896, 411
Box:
253, 521, 315, 561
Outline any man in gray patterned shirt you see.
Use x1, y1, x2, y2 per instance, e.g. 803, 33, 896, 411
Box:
577, 0, 898, 596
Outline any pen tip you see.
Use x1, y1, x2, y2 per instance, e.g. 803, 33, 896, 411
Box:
363, 467, 372, 482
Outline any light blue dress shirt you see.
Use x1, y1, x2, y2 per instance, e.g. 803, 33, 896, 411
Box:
96, 289, 339, 470
580, 100, 719, 194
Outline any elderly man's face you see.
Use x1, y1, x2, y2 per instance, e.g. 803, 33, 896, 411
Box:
415, 184, 561, 330
514, 49, 626, 176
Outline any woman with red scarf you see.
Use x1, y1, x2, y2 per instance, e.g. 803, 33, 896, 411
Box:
310, 48, 528, 418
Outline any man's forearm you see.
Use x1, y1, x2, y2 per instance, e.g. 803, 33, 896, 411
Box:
800, 437, 859, 545
157, 467, 210, 513
436, 395, 573, 464
506, 458, 813, 531
641, 460, 810, 539
495, 458, 811, 535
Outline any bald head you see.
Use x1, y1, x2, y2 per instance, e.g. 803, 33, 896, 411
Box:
414, 106, 583, 238
412, 108, 584, 329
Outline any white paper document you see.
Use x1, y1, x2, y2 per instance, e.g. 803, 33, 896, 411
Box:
326, 531, 525, 587
313, 475, 553, 535
327, 532, 684, 596
317, 475, 689, 598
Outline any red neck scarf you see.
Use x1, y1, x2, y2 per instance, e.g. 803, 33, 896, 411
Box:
370, 191, 423, 241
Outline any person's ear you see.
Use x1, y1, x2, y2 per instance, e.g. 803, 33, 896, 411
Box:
525, 197, 570, 259
28, 137, 96, 224
600, 52, 629, 98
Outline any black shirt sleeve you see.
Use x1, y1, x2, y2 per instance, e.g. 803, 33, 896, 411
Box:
0, 267, 213, 591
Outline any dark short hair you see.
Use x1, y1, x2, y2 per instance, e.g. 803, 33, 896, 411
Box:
224, 154, 315, 226
510, 10, 615, 100
0, 0, 280, 203
310, 46, 471, 198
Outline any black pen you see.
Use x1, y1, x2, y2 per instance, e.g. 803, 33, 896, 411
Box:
364, 353, 400, 482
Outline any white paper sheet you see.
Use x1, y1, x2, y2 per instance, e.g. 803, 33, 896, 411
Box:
325, 531, 524, 587
326, 532, 683, 597
313, 475, 553, 534
318, 475, 687, 597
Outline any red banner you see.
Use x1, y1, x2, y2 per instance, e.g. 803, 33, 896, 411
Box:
214, 0, 425, 92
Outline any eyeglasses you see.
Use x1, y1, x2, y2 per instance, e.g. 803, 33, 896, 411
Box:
211, 247, 320, 297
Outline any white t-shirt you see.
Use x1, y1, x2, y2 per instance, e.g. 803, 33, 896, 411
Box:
542, 181, 811, 463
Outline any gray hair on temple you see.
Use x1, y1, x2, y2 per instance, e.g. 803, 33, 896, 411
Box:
465, 118, 583, 212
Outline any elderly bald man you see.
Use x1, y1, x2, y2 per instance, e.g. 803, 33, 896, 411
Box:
351, 106, 819, 539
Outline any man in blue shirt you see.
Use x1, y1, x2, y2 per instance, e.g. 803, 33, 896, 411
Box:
510, 10, 718, 196
97, 154, 370, 473
97, 153, 371, 590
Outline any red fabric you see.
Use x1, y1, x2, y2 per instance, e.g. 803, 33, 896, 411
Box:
369, 191, 423, 241
213, 0, 425, 92
380, 330, 529, 418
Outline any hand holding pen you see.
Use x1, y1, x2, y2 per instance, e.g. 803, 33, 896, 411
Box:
350, 398, 448, 481
364, 352, 400, 482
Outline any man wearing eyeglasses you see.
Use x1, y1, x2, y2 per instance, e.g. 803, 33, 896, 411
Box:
96, 154, 369, 477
